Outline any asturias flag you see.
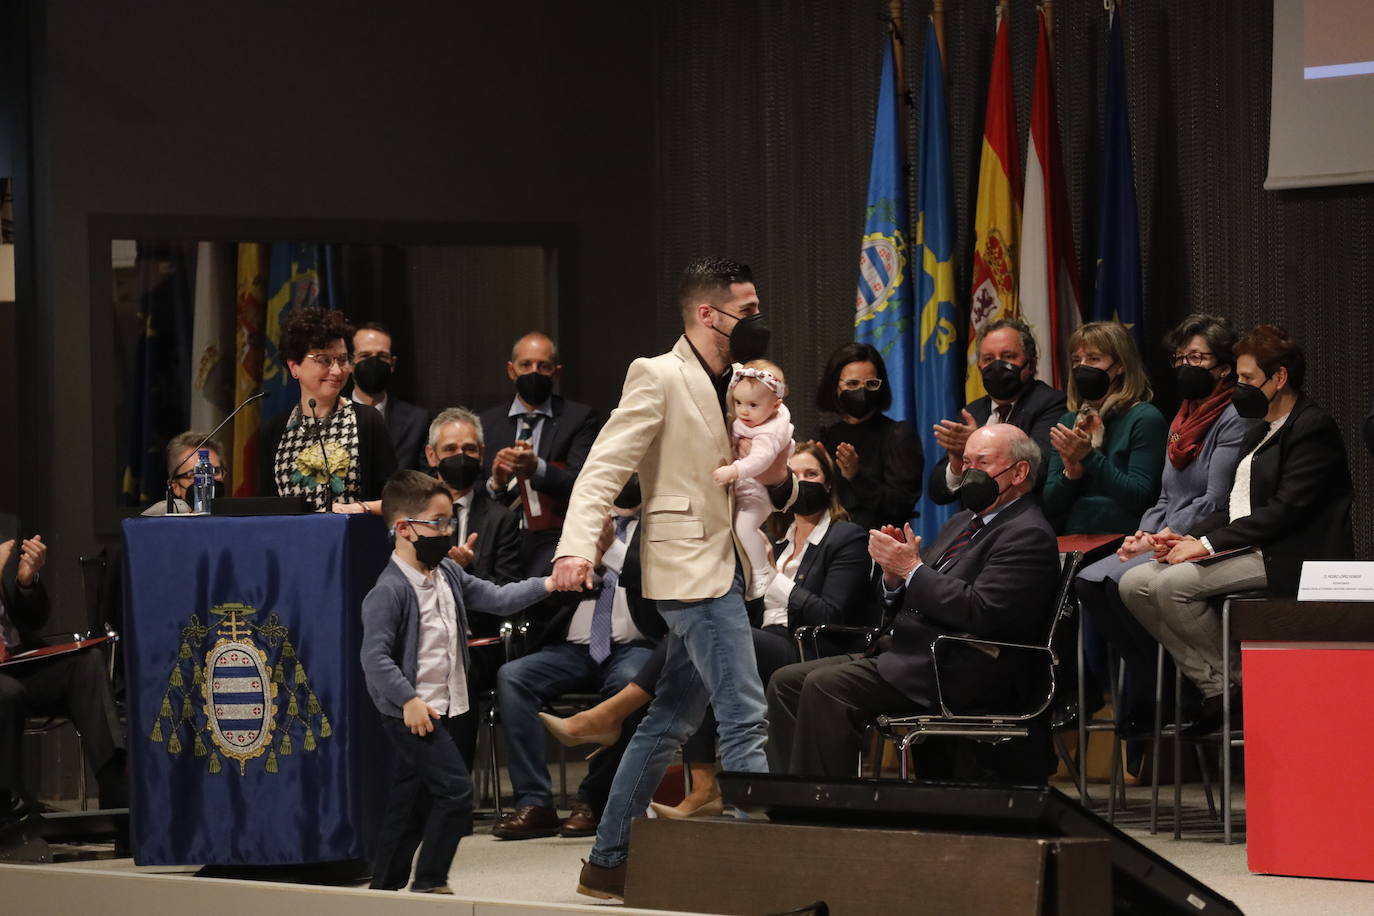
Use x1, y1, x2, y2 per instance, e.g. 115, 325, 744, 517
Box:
1019, 7, 1082, 388
913, 18, 960, 543
1093, 6, 1143, 346
966, 7, 1022, 402
855, 37, 916, 427
231, 243, 268, 496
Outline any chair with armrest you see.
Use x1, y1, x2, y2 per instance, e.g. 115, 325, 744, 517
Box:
868, 549, 1085, 782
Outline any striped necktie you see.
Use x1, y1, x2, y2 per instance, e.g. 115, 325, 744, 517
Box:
936, 516, 984, 571
589, 516, 632, 663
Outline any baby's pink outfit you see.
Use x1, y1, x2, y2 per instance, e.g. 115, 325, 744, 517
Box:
729, 402, 794, 599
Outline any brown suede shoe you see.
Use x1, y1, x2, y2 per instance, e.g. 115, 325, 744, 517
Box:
558, 800, 598, 838
492, 804, 562, 840
576, 858, 626, 901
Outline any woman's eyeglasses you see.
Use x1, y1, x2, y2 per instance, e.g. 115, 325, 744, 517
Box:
304, 353, 353, 370
838, 378, 884, 392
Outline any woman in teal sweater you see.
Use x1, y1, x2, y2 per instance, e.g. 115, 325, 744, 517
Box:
1044, 321, 1165, 535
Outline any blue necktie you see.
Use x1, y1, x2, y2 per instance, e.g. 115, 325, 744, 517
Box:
516, 412, 542, 446
589, 516, 631, 663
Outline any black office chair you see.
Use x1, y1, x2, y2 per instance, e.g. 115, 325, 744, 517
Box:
869, 549, 1085, 782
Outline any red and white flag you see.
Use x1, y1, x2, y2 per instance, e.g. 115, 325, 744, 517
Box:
1018, 8, 1081, 388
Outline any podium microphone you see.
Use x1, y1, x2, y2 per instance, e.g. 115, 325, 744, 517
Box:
165, 391, 268, 513
307, 398, 335, 512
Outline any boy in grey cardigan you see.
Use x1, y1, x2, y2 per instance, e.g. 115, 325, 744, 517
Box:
361, 470, 556, 893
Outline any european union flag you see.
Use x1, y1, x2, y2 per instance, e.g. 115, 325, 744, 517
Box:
122, 243, 194, 505
1093, 9, 1143, 346
913, 19, 960, 543
259, 244, 323, 427
854, 38, 916, 426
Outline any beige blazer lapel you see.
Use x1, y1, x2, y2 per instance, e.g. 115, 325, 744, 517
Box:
672, 336, 732, 465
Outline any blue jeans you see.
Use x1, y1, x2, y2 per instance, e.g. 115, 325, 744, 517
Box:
589, 568, 768, 867
496, 641, 653, 812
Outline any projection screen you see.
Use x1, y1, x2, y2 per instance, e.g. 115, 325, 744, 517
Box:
1267, 0, 1374, 189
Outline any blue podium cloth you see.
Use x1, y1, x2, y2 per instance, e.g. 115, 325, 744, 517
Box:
123, 513, 391, 865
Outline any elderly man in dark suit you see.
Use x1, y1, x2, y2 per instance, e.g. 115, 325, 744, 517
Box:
422, 406, 524, 770
0, 529, 126, 830
352, 321, 430, 471
927, 317, 1065, 501
766, 424, 1060, 778
479, 332, 602, 577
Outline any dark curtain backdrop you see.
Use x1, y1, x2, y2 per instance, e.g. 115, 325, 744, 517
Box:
654, 0, 1374, 557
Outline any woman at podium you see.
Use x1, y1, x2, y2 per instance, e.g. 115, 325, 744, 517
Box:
261, 306, 398, 511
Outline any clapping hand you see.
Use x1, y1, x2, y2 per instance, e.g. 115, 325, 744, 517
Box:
1049, 423, 1092, 478
868, 523, 922, 587
932, 409, 979, 475
834, 442, 860, 480
16, 536, 45, 586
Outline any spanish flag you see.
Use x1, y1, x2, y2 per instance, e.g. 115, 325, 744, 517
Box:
965, 7, 1021, 402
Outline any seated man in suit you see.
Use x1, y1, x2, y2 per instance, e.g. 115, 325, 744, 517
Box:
423, 406, 523, 769
352, 321, 430, 471
0, 530, 126, 835
766, 425, 1059, 778
928, 318, 1065, 501
493, 478, 660, 840
141, 431, 227, 516
479, 332, 602, 578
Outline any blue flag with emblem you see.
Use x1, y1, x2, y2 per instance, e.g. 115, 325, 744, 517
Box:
854, 37, 916, 429
913, 18, 960, 543
259, 244, 323, 431
1092, 8, 1143, 346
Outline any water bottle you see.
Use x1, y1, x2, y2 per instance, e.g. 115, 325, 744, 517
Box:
191, 448, 214, 514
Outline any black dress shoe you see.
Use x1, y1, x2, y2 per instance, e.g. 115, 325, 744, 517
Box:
492, 804, 562, 840
1182, 691, 1242, 737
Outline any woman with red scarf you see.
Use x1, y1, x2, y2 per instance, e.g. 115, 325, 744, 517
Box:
1075, 314, 1255, 733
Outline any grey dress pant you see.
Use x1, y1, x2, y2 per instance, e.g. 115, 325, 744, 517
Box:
1118, 551, 1267, 699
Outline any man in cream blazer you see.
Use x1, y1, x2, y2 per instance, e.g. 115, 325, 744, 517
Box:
553, 257, 792, 900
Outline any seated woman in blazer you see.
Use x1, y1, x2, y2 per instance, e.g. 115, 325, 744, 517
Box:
1120, 325, 1353, 735
1076, 314, 1254, 731
539, 441, 874, 817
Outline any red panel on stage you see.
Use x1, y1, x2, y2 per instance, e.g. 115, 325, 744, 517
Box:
1243, 643, 1374, 880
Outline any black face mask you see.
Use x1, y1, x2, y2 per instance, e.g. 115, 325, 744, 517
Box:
352, 356, 393, 395
981, 360, 1028, 402
958, 463, 1018, 514
1231, 378, 1275, 419
410, 530, 454, 571
1175, 365, 1217, 402
838, 388, 877, 419
1072, 364, 1113, 403
791, 480, 831, 517
515, 371, 554, 406
437, 454, 482, 491
712, 308, 771, 364
613, 476, 642, 510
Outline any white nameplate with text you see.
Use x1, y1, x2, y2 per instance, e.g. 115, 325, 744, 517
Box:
1297, 562, 1374, 602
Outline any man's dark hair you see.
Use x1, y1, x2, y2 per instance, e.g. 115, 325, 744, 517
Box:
976, 317, 1038, 367
676, 257, 753, 318
356, 320, 390, 337
1234, 324, 1306, 391
381, 469, 451, 528
1163, 313, 1238, 367
815, 341, 893, 414
280, 306, 355, 365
